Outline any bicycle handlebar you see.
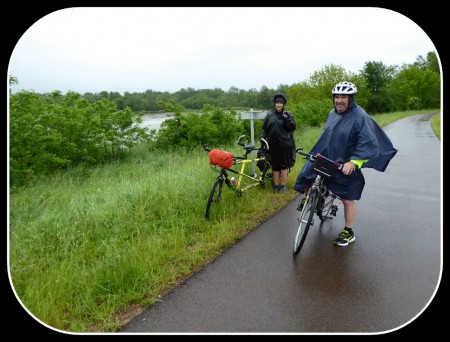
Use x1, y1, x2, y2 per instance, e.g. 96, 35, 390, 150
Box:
237, 135, 269, 151
295, 147, 343, 170
295, 147, 312, 159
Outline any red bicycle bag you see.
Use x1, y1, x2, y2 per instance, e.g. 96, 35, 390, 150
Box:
208, 149, 234, 169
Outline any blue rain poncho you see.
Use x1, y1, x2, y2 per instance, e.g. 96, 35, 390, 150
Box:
293, 102, 398, 200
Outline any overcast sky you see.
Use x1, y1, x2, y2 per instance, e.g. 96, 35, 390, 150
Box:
8, 7, 438, 95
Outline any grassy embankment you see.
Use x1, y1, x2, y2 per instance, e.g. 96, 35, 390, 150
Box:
9, 110, 440, 332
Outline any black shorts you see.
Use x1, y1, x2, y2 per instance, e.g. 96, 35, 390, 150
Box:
271, 162, 285, 171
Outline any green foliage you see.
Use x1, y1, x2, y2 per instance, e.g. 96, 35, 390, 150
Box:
9, 91, 149, 186
366, 91, 396, 114
431, 113, 440, 139
359, 58, 440, 113
360, 60, 398, 113
307, 64, 352, 98
414, 51, 440, 74
290, 98, 331, 127
155, 102, 245, 151
286, 81, 312, 104
426, 51, 440, 74
287, 65, 370, 121
257, 85, 273, 109
361, 61, 397, 93
388, 64, 440, 111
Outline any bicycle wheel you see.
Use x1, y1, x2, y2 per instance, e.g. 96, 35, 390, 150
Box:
205, 177, 224, 219
318, 192, 338, 221
293, 188, 318, 256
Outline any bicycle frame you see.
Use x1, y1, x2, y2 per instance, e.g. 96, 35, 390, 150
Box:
223, 156, 270, 193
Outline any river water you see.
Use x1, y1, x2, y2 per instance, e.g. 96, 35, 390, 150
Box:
139, 113, 172, 131
139, 109, 266, 131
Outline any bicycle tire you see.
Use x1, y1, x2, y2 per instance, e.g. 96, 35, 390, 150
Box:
293, 188, 319, 256
205, 177, 223, 219
318, 192, 337, 221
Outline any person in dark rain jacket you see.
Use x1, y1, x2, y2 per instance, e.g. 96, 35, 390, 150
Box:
294, 81, 398, 246
261, 93, 297, 194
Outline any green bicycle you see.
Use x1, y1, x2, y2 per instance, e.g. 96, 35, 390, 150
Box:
203, 135, 272, 220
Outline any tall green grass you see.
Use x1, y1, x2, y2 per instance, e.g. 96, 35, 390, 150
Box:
8, 110, 439, 332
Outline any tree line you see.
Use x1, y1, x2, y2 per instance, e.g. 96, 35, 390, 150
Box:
76, 51, 439, 114
9, 51, 440, 186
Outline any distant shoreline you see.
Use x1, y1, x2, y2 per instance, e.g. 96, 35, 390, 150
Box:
142, 112, 174, 119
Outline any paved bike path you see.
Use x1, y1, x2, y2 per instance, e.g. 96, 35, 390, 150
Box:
120, 114, 442, 334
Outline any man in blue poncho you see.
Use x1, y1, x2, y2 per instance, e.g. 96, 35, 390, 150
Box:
294, 81, 398, 247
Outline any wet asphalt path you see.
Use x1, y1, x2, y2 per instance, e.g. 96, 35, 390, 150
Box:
120, 114, 441, 334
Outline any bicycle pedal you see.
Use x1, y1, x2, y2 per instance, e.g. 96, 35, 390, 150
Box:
330, 205, 338, 216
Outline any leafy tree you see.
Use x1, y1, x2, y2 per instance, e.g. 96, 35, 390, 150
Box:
153, 100, 189, 149
240, 88, 260, 109
291, 98, 333, 127
155, 101, 244, 151
175, 87, 197, 101
286, 81, 314, 106
426, 51, 440, 74
287, 65, 371, 120
181, 92, 217, 109
307, 64, 349, 99
257, 85, 273, 109
388, 64, 440, 110
81, 92, 99, 103
414, 51, 440, 74
361, 61, 397, 94
10, 90, 148, 185
359, 61, 397, 113
366, 89, 396, 114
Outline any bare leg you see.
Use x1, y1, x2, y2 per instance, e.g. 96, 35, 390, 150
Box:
272, 170, 280, 186
280, 169, 288, 186
341, 199, 357, 228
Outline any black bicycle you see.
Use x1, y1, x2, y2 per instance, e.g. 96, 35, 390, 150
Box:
293, 148, 343, 256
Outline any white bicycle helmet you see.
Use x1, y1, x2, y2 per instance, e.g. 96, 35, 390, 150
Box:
332, 81, 357, 95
